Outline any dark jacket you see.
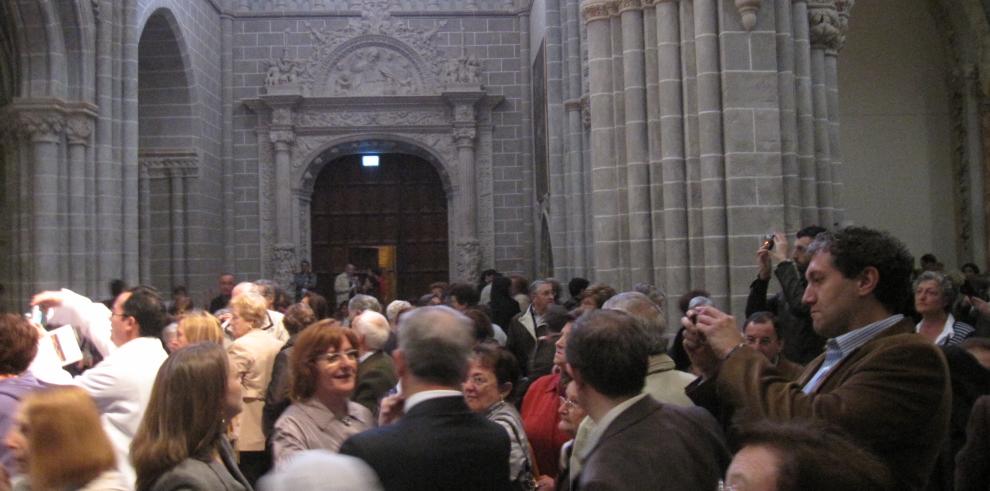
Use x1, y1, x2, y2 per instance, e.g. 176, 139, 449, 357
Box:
574, 396, 729, 491
353, 350, 398, 417
149, 435, 252, 491
745, 260, 825, 364
340, 395, 512, 491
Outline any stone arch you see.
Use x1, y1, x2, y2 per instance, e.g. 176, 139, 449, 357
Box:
137, 6, 200, 290
312, 35, 435, 96
7, 0, 67, 99
297, 133, 455, 197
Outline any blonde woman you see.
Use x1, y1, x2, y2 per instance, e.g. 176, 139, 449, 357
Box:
227, 292, 284, 484
175, 310, 225, 348
5, 387, 126, 490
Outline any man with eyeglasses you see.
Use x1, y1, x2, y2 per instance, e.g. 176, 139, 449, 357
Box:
741, 312, 803, 381
31, 286, 169, 490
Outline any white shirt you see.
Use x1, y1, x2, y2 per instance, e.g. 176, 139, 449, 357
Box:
403, 389, 463, 413
46, 290, 168, 490
915, 313, 957, 346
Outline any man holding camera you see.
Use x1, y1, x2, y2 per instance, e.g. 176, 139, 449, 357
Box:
745, 225, 826, 364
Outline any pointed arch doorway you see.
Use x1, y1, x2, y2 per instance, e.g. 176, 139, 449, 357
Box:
310, 153, 448, 305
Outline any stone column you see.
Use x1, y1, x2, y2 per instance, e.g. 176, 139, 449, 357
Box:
169, 168, 186, 287
775, 0, 801, 231
270, 128, 297, 290
792, 0, 818, 224
619, 0, 653, 285
564, 0, 588, 276
808, 0, 838, 228
446, 94, 483, 283
66, 115, 94, 292
19, 112, 65, 292
139, 166, 151, 283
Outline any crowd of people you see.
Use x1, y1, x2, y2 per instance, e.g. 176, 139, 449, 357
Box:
0, 225, 989, 490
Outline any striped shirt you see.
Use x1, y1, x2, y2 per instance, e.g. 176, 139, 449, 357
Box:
802, 314, 904, 394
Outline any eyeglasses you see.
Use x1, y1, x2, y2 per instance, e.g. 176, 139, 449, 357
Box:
558, 396, 578, 411
717, 480, 738, 491
110, 312, 130, 320
315, 349, 359, 365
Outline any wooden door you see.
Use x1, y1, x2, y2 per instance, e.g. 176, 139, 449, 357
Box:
310, 153, 448, 303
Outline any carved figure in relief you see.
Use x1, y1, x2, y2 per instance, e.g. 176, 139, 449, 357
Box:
441, 56, 483, 85
266, 48, 305, 88
330, 47, 416, 96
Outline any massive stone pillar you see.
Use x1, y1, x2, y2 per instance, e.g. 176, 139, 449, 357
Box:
21, 111, 65, 292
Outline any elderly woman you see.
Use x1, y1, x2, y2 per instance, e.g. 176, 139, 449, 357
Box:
578, 283, 617, 312
271, 320, 374, 467
131, 342, 248, 491
6, 387, 126, 490
463, 343, 536, 490
0, 314, 44, 477
914, 271, 975, 346
174, 310, 225, 349
227, 291, 285, 484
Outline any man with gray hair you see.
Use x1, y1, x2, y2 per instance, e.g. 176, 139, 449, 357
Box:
603, 291, 694, 406
507, 280, 556, 378
351, 310, 398, 417
340, 306, 511, 490
347, 293, 382, 324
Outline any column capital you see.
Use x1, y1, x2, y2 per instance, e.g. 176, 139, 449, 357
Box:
808, 1, 841, 51
452, 126, 477, 147
734, 0, 762, 31
581, 0, 612, 23
641, 0, 678, 6
617, 0, 642, 14
14, 111, 64, 143
65, 114, 94, 145
270, 129, 295, 148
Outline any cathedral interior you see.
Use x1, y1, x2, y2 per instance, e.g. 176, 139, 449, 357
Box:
1, 0, 989, 319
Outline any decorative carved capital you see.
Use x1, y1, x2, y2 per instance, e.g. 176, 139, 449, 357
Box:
834, 0, 856, 51
140, 149, 200, 180
808, 1, 841, 51
452, 126, 477, 146
581, 0, 612, 23
607, 1, 620, 15
16, 112, 64, 142
454, 103, 476, 123
735, 0, 762, 31
270, 129, 296, 148
617, 0, 641, 13
65, 115, 94, 145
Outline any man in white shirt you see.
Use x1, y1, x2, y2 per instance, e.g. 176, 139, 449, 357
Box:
32, 286, 170, 489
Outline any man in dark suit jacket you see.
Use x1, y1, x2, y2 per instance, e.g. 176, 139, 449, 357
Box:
567, 310, 729, 490
684, 227, 951, 491
340, 306, 511, 491
351, 311, 398, 417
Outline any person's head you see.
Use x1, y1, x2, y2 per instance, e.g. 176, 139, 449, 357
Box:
302, 291, 330, 320
429, 282, 448, 298
348, 294, 382, 320
566, 310, 650, 404
257, 450, 384, 491
228, 291, 268, 338
385, 300, 413, 329
743, 312, 784, 363
447, 283, 479, 311
172, 285, 188, 301
632, 282, 666, 311
254, 280, 277, 309
529, 280, 556, 315
109, 278, 127, 297
580, 283, 617, 311
0, 314, 39, 376
557, 380, 587, 436
463, 343, 519, 413
491, 276, 513, 299
462, 307, 495, 342
552, 314, 578, 368
112, 286, 168, 346
726, 421, 894, 491
677, 289, 710, 315
913, 271, 956, 317
541, 304, 571, 334
602, 291, 667, 355
345, 264, 356, 275
793, 225, 827, 270
131, 342, 241, 490
920, 253, 939, 271
231, 281, 257, 299
283, 303, 317, 337
218, 273, 236, 296
481, 269, 498, 285
395, 306, 474, 389
300, 260, 311, 272
176, 310, 224, 348
509, 275, 529, 296
802, 227, 913, 339
568, 277, 590, 300
962, 262, 981, 280
352, 310, 391, 353
290, 320, 360, 402
5, 387, 116, 490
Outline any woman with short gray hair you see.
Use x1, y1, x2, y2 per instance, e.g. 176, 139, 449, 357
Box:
914, 271, 975, 346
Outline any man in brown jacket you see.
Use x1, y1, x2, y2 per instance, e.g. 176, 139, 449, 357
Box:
683, 227, 950, 491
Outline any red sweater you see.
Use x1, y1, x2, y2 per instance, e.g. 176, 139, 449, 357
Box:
520, 373, 570, 478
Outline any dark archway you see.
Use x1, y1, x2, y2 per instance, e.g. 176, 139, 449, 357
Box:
310, 153, 448, 304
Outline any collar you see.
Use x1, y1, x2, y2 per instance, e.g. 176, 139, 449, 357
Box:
915, 313, 956, 346
404, 389, 463, 412
829, 314, 904, 357
299, 398, 365, 428
647, 354, 676, 374
578, 393, 648, 462
359, 351, 376, 364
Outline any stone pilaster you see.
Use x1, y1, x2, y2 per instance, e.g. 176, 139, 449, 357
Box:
66, 114, 94, 292
445, 91, 485, 283
269, 128, 297, 291
18, 111, 65, 292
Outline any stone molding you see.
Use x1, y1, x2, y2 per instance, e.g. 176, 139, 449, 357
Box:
735, 0, 762, 31
581, 0, 612, 23
139, 149, 200, 179
617, 0, 642, 13
230, 0, 515, 14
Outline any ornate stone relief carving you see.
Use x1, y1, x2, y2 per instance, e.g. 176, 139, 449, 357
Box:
139, 150, 200, 179
581, 1, 613, 23
454, 238, 481, 284
834, 0, 856, 51
327, 46, 422, 96
231, 0, 514, 13
296, 109, 449, 128
15, 112, 65, 141
272, 245, 297, 294
440, 57, 484, 86
808, 1, 841, 51
65, 115, 94, 145
265, 49, 307, 90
